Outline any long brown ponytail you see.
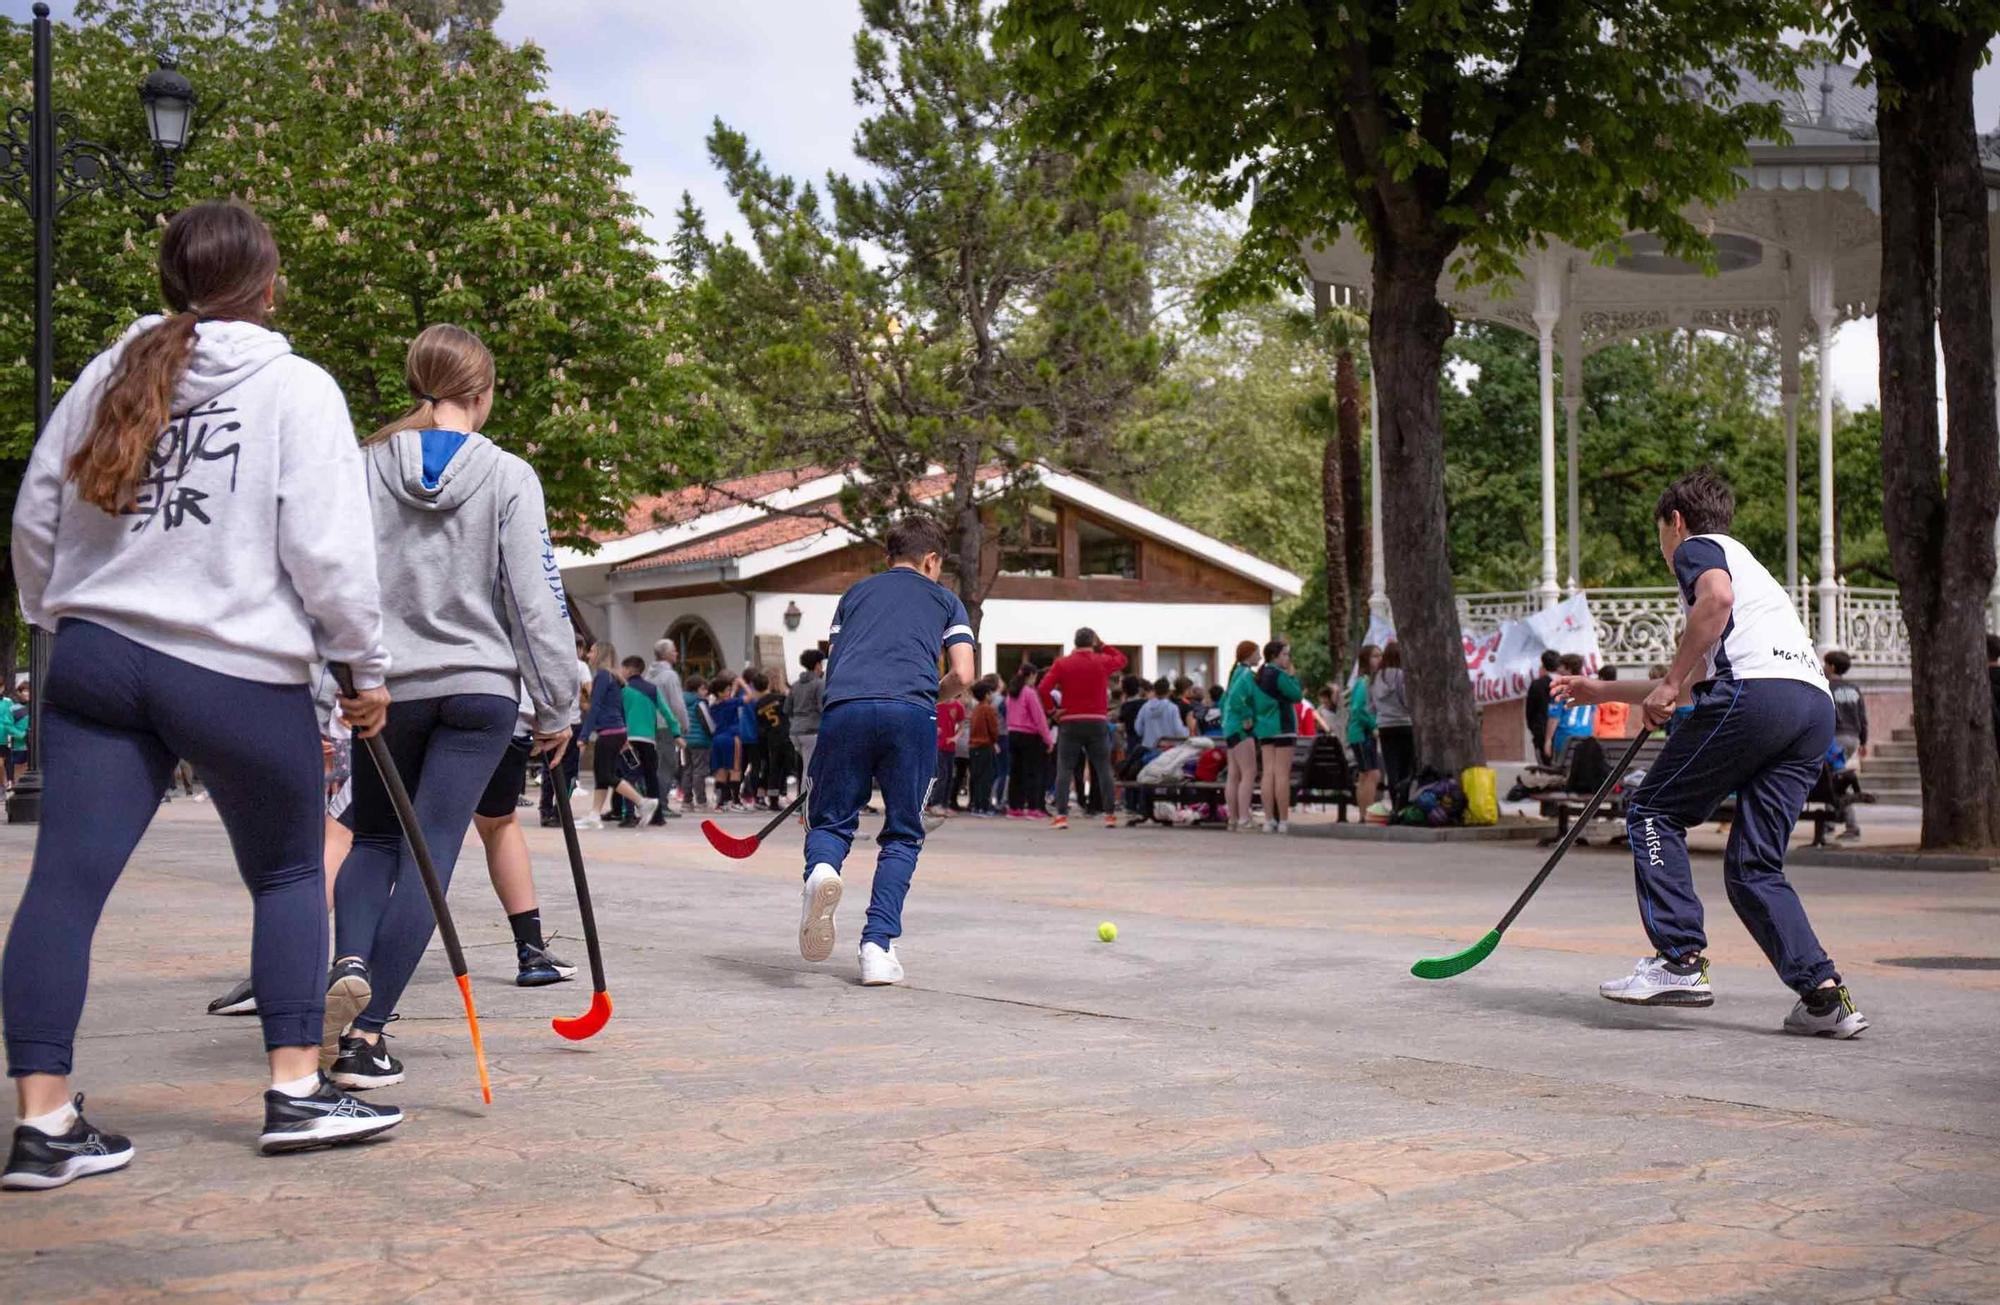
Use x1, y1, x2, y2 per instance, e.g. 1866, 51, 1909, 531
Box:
366, 323, 496, 444
68, 200, 280, 513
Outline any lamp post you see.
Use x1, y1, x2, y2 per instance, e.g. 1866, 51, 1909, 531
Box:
0, 3, 194, 824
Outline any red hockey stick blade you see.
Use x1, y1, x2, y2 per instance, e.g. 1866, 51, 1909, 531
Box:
552, 989, 613, 1041
701, 818, 761, 859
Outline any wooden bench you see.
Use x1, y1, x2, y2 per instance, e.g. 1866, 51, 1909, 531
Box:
1537, 751, 1869, 849
1111, 735, 1355, 826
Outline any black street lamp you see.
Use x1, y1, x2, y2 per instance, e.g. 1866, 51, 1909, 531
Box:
0, 2, 194, 824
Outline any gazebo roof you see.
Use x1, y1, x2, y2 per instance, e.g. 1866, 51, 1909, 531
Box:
1298, 63, 2000, 350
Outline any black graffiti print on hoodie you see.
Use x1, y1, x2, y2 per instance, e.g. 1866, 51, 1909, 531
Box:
126, 402, 243, 532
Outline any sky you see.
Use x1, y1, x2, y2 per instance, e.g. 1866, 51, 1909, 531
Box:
11, 0, 2000, 409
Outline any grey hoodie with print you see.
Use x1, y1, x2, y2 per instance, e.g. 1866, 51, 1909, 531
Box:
363, 429, 577, 733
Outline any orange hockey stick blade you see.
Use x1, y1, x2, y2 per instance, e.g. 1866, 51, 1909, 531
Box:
552, 989, 613, 1041
456, 973, 492, 1104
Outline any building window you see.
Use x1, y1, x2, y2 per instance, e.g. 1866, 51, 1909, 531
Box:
1157, 645, 1217, 688
995, 643, 1062, 684
999, 502, 1061, 577
1077, 517, 1138, 579
666, 616, 723, 681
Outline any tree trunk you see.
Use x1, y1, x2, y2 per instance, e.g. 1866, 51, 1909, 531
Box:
1337, 347, 1368, 648
1370, 248, 1483, 771
1320, 392, 1351, 688
1874, 27, 2000, 849
1924, 31, 2000, 845
951, 436, 986, 639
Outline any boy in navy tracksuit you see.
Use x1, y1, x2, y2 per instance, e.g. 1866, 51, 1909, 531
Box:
797, 518, 976, 985
1553, 469, 1867, 1039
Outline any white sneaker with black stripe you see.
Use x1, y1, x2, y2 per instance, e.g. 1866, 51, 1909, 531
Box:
1784, 984, 1868, 1039
1599, 954, 1714, 1007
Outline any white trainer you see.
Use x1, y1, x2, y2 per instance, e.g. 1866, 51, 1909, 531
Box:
798, 864, 842, 962
1599, 954, 1713, 1007
859, 941, 904, 986
636, 797, 661, 825
1783, 985, 1869, 1039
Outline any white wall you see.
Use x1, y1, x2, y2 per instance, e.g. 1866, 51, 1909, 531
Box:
588, 587, 1273, 690
975, 598, 1272, 685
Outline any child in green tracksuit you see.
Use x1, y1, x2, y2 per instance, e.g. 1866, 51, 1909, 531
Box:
619, 656, 679, 827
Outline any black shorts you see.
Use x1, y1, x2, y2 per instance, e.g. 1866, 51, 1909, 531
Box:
476, 735, 534, 819
592, 733, 628, 788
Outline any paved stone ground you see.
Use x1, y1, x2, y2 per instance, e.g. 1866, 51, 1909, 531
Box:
2, 798, 1997, 1303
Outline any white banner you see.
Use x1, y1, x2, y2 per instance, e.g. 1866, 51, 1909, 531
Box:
1364, 594, 1602, 705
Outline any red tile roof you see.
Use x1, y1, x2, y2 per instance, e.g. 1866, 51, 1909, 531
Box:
591, 466, 829, 542
610, 467, 1007, 576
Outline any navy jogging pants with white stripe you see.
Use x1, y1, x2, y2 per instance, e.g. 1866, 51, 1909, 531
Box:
1625, 678, 1839, 995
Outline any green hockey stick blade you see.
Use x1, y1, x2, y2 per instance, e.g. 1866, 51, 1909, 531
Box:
1411, 929, 1503, 980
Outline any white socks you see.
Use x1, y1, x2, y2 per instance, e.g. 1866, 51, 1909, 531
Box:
19, 1099, 78, 1136
271, 1071, 320, 1098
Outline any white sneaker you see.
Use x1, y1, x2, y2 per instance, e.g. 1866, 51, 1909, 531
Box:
798, 864, 842, 962
636, 797, 661, 825
859, 941, 904, 986
1262, 820, 1279, 834
1276, 820, 1290, 834
1599, 954, 1713, 1007
575, 813, 603, 830
1783, 985, 1868, 1039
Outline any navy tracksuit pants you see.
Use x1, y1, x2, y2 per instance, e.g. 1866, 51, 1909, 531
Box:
803, 699, 935, 949
1625, 678, 1838, 995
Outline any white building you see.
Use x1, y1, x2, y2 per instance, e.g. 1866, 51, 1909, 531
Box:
555, 464, 1303, 688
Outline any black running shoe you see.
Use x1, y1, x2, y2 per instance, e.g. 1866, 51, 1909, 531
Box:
257, 1075, 400, 1155
328, 1031, 404, 1090
206, 976, 257, 1016
516, 941, 577, 987
2, 1095, 134, 1191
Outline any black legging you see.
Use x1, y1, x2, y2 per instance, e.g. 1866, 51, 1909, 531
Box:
1007, 732, 1047, 812
1379, 724, 1416, 809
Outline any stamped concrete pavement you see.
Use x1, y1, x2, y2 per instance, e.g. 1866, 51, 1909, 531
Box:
1, 801, 1996, 1303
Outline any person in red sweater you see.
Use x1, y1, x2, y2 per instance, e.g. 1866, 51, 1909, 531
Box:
928, 694, 968, 815
1039, 627, 1128, 830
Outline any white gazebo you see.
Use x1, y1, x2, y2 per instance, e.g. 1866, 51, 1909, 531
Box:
1300, 63, 2000, 671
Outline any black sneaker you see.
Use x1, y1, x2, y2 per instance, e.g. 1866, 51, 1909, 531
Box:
321, 956, 371, 1070
257, 1075, 401, 1155
2, 1095, 134, 1191
328, 1031, 404, 1090
206, 976, 257, 1016
516, 941, 577, 987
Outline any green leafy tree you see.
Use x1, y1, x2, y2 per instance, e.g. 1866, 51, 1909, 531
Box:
1833, 2, 2000, 848
0, 0, 712, 535
686, 0, 1160, 631
1000, 0, 1815, 773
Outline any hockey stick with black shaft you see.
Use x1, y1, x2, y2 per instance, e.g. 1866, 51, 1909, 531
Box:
545, 756, 611, 1040
330, 664, 493, 1102
1411, 729, 1653, 979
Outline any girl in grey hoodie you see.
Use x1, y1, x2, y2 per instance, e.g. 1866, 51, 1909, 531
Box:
325, 324, 577, 1092
4, 201, 401, 1186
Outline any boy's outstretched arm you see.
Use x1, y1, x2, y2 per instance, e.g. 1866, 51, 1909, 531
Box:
940, 643, 976, 701
1650, 569, 1735, 725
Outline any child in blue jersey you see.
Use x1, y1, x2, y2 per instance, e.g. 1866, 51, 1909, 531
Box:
1554, 469, 1865, 1039
797, 517, 976, 985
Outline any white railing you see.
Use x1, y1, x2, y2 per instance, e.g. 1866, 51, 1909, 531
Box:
1455, 582, 1923, 673
1836, 587, 1912, 669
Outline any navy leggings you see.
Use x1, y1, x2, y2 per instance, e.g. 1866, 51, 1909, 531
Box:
4, 620, 326, 1075
333, 693, 515, 1033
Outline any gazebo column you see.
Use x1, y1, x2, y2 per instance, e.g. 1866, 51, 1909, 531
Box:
1368, 363, 1388, 623
1560, 306, 1576, 592
1810, 255, 1839, 647
1534, 257, 1562, 611
1779, 298, 1802, 601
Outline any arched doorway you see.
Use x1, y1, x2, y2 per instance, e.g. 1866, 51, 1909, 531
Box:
667, 616, 723, 681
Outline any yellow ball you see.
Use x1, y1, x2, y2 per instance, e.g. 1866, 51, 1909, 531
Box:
1097, 921, 1117, 943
